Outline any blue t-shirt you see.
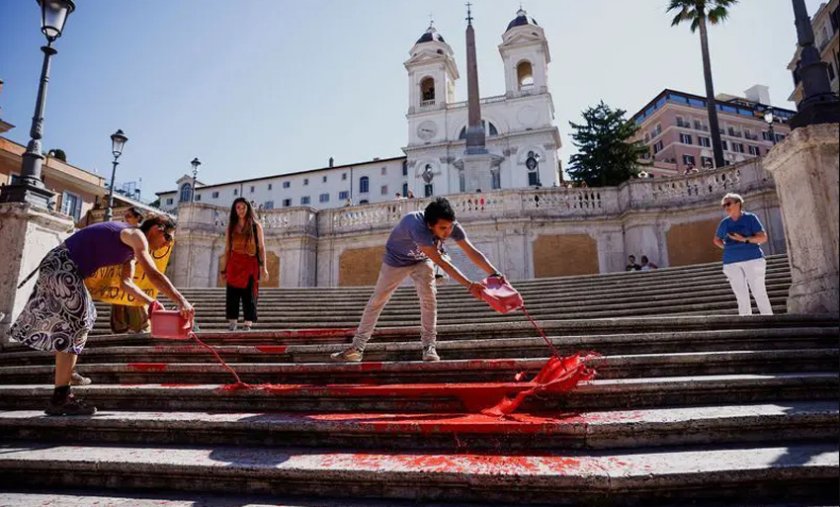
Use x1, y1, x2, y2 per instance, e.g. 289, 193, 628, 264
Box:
715, 212, 765, 265
383, 211, 467, 267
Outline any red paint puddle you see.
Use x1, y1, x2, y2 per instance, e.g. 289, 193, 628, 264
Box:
127, 363, 168, 372
255, 345, 288, 354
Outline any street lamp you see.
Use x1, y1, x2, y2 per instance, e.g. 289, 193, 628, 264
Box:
104, 129, 128, 221
763, 111, 776, 146
0, 0, 76, 208
190, 157, 201, 203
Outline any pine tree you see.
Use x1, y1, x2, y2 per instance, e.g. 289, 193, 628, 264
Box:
567, 102, 648, 187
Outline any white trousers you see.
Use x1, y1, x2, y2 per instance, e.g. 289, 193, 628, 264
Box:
722, 257, 773, 316
351, 260, 437, 351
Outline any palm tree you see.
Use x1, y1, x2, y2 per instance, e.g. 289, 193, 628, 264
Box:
668, 0, 738, 169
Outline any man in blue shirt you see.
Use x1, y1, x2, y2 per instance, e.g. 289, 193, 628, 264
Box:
332, 197, 503, 362
713, 192, 773, 316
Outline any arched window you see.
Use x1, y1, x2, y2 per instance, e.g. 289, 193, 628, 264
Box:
526, 151, 541, 187
179, 183, 193, 203
420, 77, 435, 103
517, 61, 534, 89
359, 176, 369, 193
458, 120, 499, 139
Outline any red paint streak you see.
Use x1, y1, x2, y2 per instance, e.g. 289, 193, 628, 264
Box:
274, 328, 355, 338
127, 363, 168, 372
360, 362, 383, 372
255, 345, 287, 354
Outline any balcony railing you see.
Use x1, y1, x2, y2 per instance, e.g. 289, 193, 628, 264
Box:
420, 99, 436, 107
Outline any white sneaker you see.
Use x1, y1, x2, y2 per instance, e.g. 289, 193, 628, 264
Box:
422, 345, 440, 362
331, 347, 363, 362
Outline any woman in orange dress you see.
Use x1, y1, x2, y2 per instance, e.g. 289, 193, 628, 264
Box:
220, 198, 268, 331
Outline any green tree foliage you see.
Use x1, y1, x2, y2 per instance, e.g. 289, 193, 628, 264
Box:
48, 149, 67, 162
567, 102, 648, 187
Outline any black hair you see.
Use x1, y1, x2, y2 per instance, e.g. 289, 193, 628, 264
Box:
140, 215, 176, 234
641, 255, 649, 263
227, 197, 258, 246
423, 197, 456, 226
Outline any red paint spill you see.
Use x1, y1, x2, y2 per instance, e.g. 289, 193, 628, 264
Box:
360, 362, 383, 372
127, 363, 168, 372
255, 345, 288, 354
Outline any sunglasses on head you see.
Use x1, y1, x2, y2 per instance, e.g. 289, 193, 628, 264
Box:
722, 201, 735, 208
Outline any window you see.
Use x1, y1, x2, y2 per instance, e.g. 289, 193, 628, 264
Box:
301, 196, 310, 205
342, 173, 347, 181
339, 190, 349, 200
733, 143, 745, 153
420, 77, 435, 103
679, 133, 693, 144
775, 133, 786, 142
517, 60, 534, 88
402, 160, 408, 176
268, 184, 273, 190
319, 193, 330, 203
528, 172, 541, 186
748, 145, 760, 156
179, 183, 192, 203
381, 166, 387, 176
359, 176, 369, 193
283, 181, 290, 189
212, 191, 219, 198
303, 178, 309, 186
381, 185, 388, 195
701, 156, 714, 168
675, 116, 688, 128
402, 183, 409, 196
682, 154, 696, 166
424, 183, 433, 197
233, 189, 238, 196
653, 140, 664, 154
721, 140, 729, 151
250, 186, 255, 193
322, 175, 327, 183
264, 201, 274, 210
492, 171, 501, 190
699, 136, 711, 147
653, 123, 662, 137
762, 131, 772, 141
282, 198, 292, 207
195, 194, 202, 201
644, 133, 650, 143
359, 199, 369, 204
166, 198, 174, 205
61, 191, 81, 221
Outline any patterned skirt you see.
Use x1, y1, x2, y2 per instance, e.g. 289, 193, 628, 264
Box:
10, 244, 97, 355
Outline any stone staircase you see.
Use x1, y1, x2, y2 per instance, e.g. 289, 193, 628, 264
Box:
0, 254, 837, 506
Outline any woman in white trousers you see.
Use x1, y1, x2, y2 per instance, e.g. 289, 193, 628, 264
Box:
713, 193, 774, 316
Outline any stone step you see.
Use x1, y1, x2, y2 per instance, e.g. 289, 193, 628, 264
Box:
0, 441, 835, 505
4, 326, 836, 365
1, 373, 836, 413
87, 300, 793, 335
0, 349, 835, 385
0, 403, 836, 451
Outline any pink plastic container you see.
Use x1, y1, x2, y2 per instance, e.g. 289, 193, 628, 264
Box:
479, 276, 524, 314
149, 301, 193, 340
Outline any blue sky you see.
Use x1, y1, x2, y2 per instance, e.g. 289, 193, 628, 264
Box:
0, 0, 825, 199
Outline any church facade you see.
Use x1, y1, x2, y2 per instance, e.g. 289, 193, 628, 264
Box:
156, 9, 562, 214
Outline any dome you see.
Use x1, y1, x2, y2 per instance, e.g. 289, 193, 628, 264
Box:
416, 25, 445, 44
506, 8, 538, 31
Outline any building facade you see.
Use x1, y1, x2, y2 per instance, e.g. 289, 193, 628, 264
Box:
0, 136, 106, 226
630, 87, 795, 177
157, 9, 562, 214
788, 0, 840, 105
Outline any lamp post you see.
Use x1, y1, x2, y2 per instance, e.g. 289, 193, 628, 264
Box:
763, 111, 776, 146
104, 129, 128, 221
790, 0, 840, 128
0, 0, 76, 208
190, 157, 201, 203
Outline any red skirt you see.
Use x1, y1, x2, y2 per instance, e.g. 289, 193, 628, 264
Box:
227, 251, 259, 296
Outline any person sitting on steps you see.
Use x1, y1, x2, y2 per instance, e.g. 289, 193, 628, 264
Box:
331, 197, 503, 363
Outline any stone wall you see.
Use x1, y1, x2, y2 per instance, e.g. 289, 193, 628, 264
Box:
172, 159, 785, 287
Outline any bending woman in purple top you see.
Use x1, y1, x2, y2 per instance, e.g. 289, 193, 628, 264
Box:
713, 193, 773, 316
9, 215, 194, 416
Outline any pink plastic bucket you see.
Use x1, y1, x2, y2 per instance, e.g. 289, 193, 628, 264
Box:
479, 276, 524, 314
149, 301, 192, 340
